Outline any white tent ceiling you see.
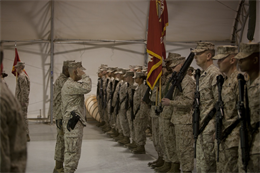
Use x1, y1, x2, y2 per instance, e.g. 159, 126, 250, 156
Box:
2, 0, 240, 42
1, 0, 259, 120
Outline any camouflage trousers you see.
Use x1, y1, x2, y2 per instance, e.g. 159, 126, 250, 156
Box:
134, 116, 147, 145
115, 111, 122, 133
175, 124, 194, 171
98, 102, 104, 122
196, 133, 216, 173
103, 109, 109, 124
126, 109, 135, 141
107, 100, 113, 127
160, 118, 177, 163
158, 117, 169, 162
54, 126, 65, 162
63, 118, 84, 173
151, 116, 163, 157
119, 109, 130, 137
216, 144, 238, 173
238, 133, 260, 173
22, 106, 29, 135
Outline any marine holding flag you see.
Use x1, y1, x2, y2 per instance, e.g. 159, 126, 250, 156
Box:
13, 48, 31, 142
146, 0, 169, 169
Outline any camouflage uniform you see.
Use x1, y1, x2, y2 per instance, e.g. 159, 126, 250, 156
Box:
150, 85, 164, 157
112, 79, 123, 132
196, 64, 221, 173
119, 82, 130, 137
170, 74, 195, 171
217, 70, 240, 172
100, 75, 107, 122
97, 77, 103, 121
0, 78, 27, 172
238, 76, 260, 173
106, 76, 114, 126
159, 72, 178, 163
53, 73, 68, 162
103, 76, 109, 124
15, 72, 30, 136
210, 46, 240, 172
61, 74, 92, 173
133, 83, 149, 145
234, 43, 260, 173
126, 83, 137, 142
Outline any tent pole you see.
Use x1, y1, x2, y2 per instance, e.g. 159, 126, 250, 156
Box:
50, 0, 54, 124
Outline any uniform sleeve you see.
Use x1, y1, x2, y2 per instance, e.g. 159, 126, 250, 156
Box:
67, 75, 92, 94
112, 84, 119, 107
139, 84, 149, 115
0, 90, 27, 172
19, 76, 30, 105
211, 73, 219, 101
170, 77, 195, 109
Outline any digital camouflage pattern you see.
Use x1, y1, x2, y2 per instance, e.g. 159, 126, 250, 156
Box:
158, 117, 169, 162
196, 64, 221, 173
61, 74, 92, 172
175, 124, 194, 171
160, 118, 177, 163
170, 74, 195, 171
15, 72, 30, 135
112, 80, 124, 132
126, 83, 137, 141
217, 70, 240, 172
97, 77, 103, 122
240, 75, 260, 172
170, 74, 195, 125
119, 81, 130, 137
106, 77, 114, 125
53, 73, 68, 120
102, 76, 109, 123
53, 73, 68, 162
0, 78, 27, 172
150, 85, 163, 157
247, 75, 260, 138
133, 83, 149, 145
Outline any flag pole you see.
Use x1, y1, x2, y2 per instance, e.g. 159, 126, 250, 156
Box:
159, 76, 161, 103
156, 85, 158, 106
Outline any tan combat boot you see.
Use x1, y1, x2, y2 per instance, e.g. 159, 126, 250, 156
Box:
97, 121, 105, 127
114, 133, 124, 141
154, 161, 171, 172
27, 134, 30, 142
53, 161, 64, 173
156, 161, 172, 173
126, 141, 137, 149
150, 156, 164, 169
118, 136, 130, 145
132, 145, 146, 154
99, 121, 106, 128
166, 162, 180, 173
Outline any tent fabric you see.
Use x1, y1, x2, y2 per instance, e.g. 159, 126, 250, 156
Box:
2, 0, 239, 42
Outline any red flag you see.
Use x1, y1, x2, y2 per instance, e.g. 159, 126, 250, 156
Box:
12, 48, 28, 76
146, 0, 168, 90
160, 0, 168, 59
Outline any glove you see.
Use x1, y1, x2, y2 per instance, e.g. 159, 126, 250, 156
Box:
56, 119, 62, 129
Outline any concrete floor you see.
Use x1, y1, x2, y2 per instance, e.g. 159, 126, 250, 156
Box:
26, 120, 159, 173
26, 119, 197, 173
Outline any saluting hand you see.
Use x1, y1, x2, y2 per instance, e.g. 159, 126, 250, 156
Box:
77, 68, 85, 76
